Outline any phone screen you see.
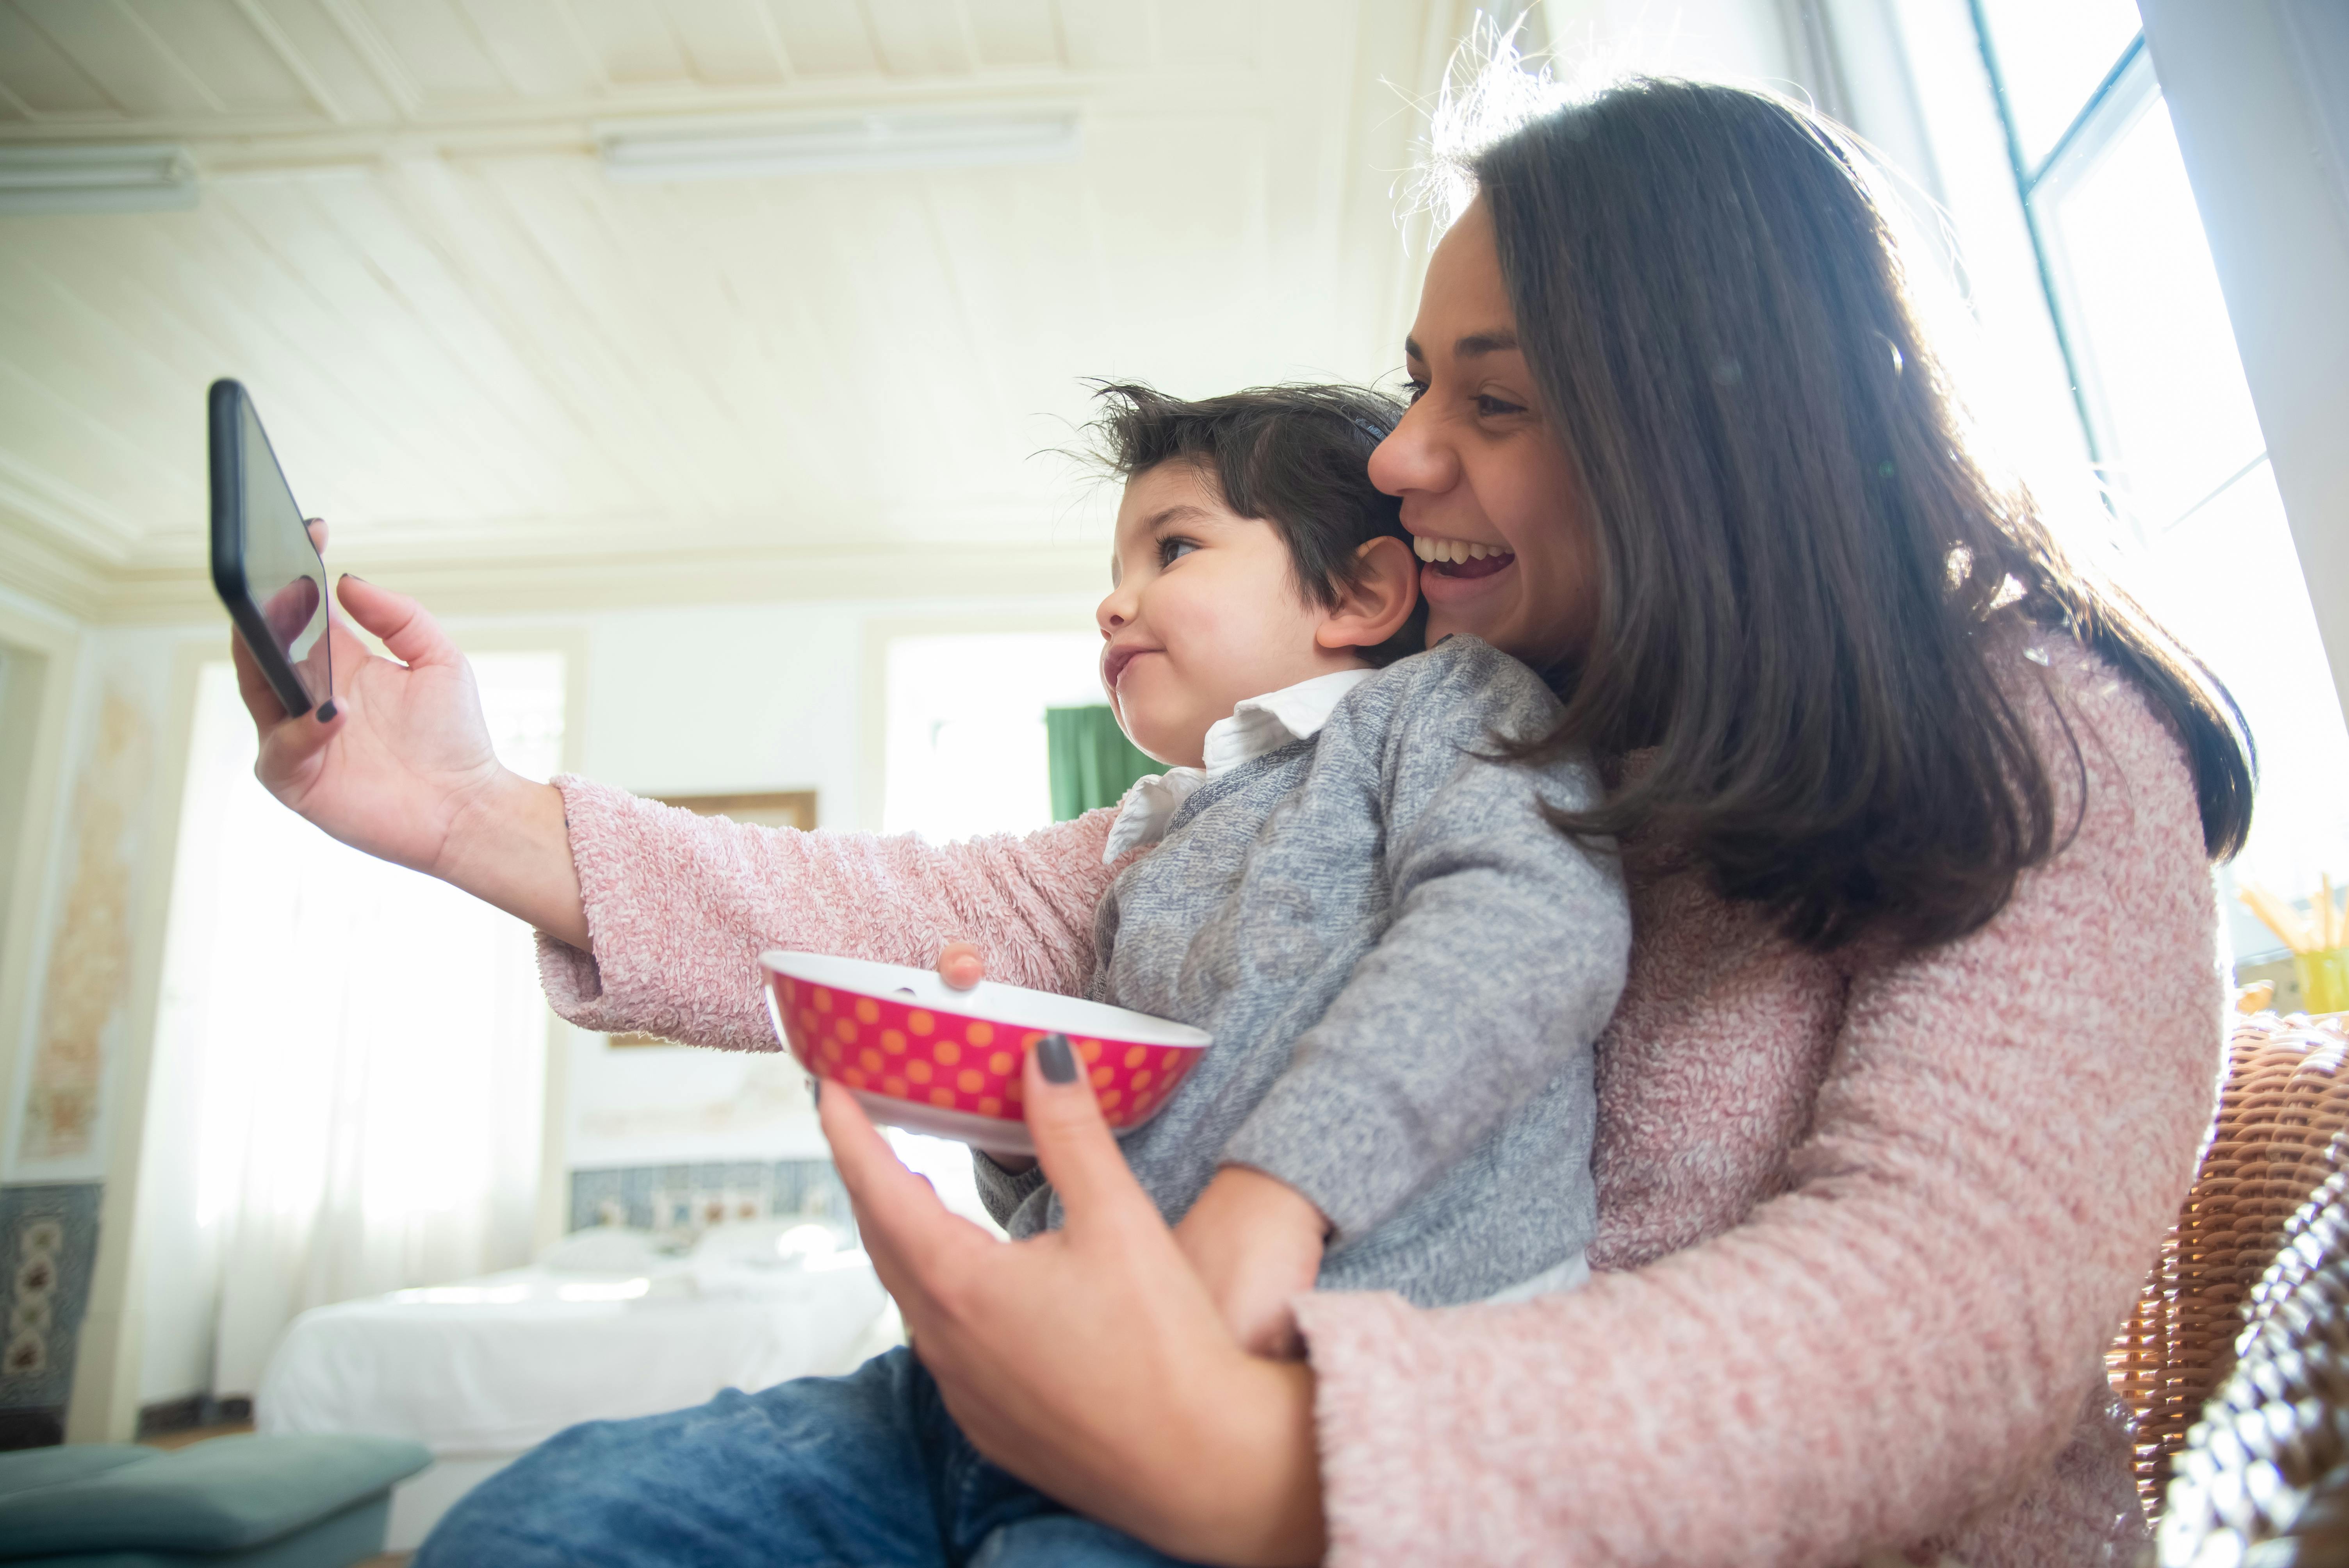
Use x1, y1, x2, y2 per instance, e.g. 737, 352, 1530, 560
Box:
235, 395, 331, 707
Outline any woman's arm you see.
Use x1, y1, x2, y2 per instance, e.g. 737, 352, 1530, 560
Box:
540, 777, 1118, 1048
1289, 662, 2224, 1566
233, 559, 1122, 1047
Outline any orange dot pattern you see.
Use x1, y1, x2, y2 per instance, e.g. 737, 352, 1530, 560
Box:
766, 974, 1203, 1131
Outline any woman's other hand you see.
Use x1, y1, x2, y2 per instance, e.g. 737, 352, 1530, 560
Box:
821, 1041, 1327, 1567
231, 523, 589, 946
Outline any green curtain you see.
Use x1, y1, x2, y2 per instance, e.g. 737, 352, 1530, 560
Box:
1046, 706, 1158, 821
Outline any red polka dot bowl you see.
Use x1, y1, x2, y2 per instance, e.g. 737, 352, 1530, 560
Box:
761, 951, 1212, 1156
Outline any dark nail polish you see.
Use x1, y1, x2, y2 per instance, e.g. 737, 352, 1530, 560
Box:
315, 700, 339, 723
1036, 1032, 1077, 1084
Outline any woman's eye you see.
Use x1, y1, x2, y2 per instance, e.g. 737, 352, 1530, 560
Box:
1402, 378, 1429, 404
1475, 393, 1528, 417
1157, 537, 1198, 567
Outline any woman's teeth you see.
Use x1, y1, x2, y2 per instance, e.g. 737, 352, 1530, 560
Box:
1412, 535, 1511, 565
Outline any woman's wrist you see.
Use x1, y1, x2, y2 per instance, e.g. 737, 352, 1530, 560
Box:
436, 770, 590, 948
1167, 1355, 1326, 1566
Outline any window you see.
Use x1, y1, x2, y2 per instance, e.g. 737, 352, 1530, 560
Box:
880, 631, 1106, 842
872, 627, 1105, 1232
146, 652, 566, 1395
1962, 2, 2349, 960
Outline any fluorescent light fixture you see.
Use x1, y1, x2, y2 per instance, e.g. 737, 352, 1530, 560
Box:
598, 109, 1080, 182
0, 144, 198, 216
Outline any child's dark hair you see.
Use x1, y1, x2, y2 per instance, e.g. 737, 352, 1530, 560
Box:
1084, 381, 1426, 666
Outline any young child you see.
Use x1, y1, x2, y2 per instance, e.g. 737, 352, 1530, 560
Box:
975, 381, 1629, 1352
424, 383, 1628, 1568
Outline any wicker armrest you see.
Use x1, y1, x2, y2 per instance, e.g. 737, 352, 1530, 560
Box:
2155, 1164, 2349, 1563
2111, 1013, 2349, 1510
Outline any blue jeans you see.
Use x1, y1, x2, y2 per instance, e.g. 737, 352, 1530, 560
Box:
413, 1348, 1200, 1568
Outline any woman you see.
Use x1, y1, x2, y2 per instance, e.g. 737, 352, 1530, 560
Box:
242, 79, 2248, 1565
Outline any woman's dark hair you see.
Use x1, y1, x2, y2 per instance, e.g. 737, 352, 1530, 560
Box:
1469, 78, 2253, 952
1084, 381, 1427, 667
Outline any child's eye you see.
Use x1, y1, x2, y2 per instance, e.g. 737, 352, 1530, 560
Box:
1157, 536, 1198, 567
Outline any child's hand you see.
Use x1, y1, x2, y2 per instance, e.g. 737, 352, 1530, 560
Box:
1173, 1167, 1328, 1359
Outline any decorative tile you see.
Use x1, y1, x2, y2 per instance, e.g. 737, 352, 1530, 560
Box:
20, 690, 151, 1162
567, 1160, 850, 1238
0, 1183, 102, 1434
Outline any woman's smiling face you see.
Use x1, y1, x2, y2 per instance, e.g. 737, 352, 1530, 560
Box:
1369, 198, 1598, 675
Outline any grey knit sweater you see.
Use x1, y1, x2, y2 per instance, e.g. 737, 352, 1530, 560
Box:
973, 635, 1629, 1306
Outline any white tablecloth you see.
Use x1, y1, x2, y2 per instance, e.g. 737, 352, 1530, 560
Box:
256, 1258, 887, 1454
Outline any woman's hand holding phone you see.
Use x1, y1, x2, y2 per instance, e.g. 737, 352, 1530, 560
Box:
230, 520, 591, 949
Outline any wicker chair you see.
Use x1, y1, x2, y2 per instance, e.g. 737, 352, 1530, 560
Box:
2155, 1163, 2349, 1564
2111, 1012, 2349, 1510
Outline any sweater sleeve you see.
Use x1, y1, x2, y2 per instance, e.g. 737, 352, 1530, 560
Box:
1288, 660, 2225, 1566
536, 776, 1122, 1050
971, 1153, 1050, 1229
1221, 643, 1631, 1241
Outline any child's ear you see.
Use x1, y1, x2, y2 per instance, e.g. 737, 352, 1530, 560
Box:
1314, 536, 1419, 655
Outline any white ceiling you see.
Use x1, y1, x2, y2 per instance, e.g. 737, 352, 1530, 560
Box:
0, 0, 1513, 620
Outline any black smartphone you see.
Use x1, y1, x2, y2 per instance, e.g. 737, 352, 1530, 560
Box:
209, 378, 334, 720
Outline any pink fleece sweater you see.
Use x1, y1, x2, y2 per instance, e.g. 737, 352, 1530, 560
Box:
538, 635, 2223, 1567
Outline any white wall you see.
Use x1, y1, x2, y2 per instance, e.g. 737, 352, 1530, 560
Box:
118, 584, 1097, 1406
0, 584, 84, 1181
0, 618, 217, 1438
1, 622, 196, 1188
559, 600, 869, 826
439, 591, 1103, 821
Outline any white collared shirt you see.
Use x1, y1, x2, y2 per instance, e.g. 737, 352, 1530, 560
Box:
1101, 668, 1374, 864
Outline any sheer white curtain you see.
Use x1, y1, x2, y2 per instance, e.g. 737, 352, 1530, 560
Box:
158, 654, 564, 1395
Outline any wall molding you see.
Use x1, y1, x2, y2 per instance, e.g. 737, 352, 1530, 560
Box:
0, 519, 1107, 627
0, 528, 105, 625
0, 456, 139, 566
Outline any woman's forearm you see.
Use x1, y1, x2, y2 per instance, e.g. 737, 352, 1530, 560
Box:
1191, 1358, 1326, 1566
438, 770, 589, 949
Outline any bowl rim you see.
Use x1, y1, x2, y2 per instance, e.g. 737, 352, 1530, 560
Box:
760, 950, 1210, 1049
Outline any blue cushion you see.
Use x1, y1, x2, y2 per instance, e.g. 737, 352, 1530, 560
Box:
5, 1495, 390, 1568
0, 1449, 154, 1499
4, 1493, 390, 1568
0, 1436, 428, 1559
